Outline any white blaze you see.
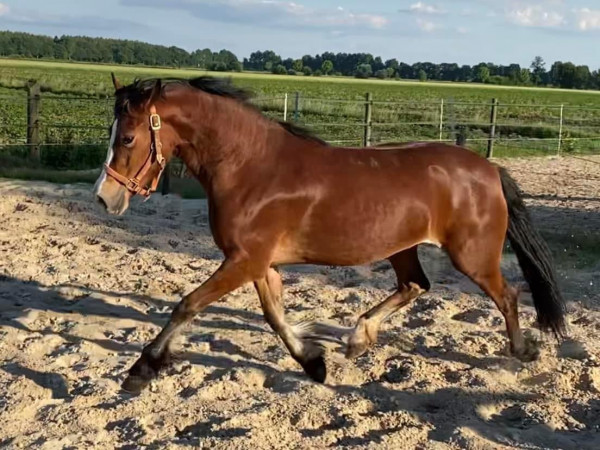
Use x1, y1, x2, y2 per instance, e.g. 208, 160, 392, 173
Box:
94, 119, 118, 195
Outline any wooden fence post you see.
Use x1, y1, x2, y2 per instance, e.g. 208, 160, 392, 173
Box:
26, 80, 41, 162
283, 93, 288, 121
161, 163, 171, 195
456, 127, 467, 146
557, 104, 564, 156
363, 92, 373, 147
486, 98, 498, 158
438, 99, 444, 141
293, 92, 300, 122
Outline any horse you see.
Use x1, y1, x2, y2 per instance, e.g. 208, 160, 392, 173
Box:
94, 74, 566, 394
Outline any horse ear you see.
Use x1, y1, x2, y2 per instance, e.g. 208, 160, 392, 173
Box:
111, 72, 122, 91
145, 79, 162, 109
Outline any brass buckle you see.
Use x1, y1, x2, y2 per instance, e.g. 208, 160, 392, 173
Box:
150, 113, 161, 131
126, 178, 140, 192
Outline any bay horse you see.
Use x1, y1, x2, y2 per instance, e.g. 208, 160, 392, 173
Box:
94, 74, 566, 394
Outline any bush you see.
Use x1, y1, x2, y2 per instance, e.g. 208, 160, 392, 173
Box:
302, 66, 312, 76
313, 69, 323, 77
355, 64, 372, 79
273, 64, 287, 75
375, 69, 389, 79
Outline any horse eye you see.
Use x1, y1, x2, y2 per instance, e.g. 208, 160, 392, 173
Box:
122, 136, 134, 146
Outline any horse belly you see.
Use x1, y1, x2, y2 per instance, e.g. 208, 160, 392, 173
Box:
275, 199, 433, 266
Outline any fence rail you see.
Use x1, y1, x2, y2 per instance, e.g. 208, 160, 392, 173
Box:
1, 81, 599, 177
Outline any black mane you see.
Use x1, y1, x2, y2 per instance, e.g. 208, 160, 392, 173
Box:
115, 76, 327, 145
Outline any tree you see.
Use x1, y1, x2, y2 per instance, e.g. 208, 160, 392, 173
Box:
355, 64, 372, 79
418, 69, 427, 82
458, 65, 472, 81
385, 58, 399, 71
292, 59, 303, 72
475, 65, 490, 83
245, 50, 281, 71
530, 56, 546, 85
518, 68, 531, 85
574, 65, 592, 89
302, 66, 312, 76
592, 70, 600, 90
507, 64, 522, 83
321, 59, 334, 75
375, 69, 389, 79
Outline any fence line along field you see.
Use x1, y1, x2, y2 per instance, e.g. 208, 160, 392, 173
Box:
0, 59, 599, 178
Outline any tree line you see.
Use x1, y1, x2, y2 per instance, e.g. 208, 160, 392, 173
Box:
0, 31, 241, 71
1, 31, 598, 90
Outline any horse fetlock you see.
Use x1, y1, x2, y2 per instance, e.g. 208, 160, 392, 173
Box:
345, 319, 377, 359
407, 282, 427, 297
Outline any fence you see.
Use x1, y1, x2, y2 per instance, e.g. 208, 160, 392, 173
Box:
1, 81, 599, 175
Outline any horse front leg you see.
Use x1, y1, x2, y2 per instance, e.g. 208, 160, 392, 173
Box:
255, 268, 327, 382
122, 256, 257, 393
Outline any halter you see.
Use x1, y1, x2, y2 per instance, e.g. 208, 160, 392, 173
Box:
104, 105, 166, 198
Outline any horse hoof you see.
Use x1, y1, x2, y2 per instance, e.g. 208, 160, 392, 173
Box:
121, 351, 167, 393
300, 355, 327, 383
345, 340, 369, 360
513, 336, 540, 362
514, 346, 540, 362
121, 375, 150, 395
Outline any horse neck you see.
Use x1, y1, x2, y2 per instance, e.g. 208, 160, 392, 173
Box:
173, 91, 276, 192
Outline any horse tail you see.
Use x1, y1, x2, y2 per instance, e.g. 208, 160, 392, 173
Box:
498, 167, 567, 337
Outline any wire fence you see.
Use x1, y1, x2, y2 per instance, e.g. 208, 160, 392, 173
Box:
1, 84, 599, 173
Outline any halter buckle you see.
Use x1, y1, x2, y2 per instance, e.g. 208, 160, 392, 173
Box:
150, 113, 161, 131
126, 178, 140, 192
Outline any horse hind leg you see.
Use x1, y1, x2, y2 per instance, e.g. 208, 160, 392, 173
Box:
254, 268, 327, 383
346, 246, 431, 359
446, 231, 539, 362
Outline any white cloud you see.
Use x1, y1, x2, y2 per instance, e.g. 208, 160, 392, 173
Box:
121, 0, 388, 30
0, 3, 9, 16
416, 18, 439, 32
408, 2, 444, 15
507, 4, 565, 28
574, 8, 600, 31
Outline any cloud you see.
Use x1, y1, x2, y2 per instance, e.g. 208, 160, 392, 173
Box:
416, 18, 439, 32
400, 2, 445, 15
0, 5, 143, 31
121, 0, 389, 31
574, 8, 600, 31
503, 2, 600, 32
506, 4, 565, 28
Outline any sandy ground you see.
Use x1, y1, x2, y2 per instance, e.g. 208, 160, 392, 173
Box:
0, 155, 599, 449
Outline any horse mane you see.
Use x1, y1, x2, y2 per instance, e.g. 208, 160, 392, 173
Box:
115, 76, 327, 145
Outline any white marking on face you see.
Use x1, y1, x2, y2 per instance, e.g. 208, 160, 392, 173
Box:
94, 119, 118, 196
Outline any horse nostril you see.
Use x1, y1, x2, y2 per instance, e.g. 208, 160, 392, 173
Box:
96, 195, 108, 209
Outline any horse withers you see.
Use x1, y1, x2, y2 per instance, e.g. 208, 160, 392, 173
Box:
94, 74, 566, 393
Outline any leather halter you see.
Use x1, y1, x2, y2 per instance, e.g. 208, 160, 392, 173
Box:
104, 105, 166, 198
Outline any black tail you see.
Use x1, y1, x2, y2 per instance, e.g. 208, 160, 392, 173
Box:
499, 167, 567, 337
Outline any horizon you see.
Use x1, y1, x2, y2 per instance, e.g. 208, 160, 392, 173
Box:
0, 1, 598, 67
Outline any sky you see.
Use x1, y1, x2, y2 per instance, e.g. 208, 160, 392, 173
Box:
0, 0, 598, 67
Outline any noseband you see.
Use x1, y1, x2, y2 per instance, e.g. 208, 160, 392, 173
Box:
104, 105, 166, 198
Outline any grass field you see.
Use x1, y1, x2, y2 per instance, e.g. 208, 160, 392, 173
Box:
1, 58, 599, 185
